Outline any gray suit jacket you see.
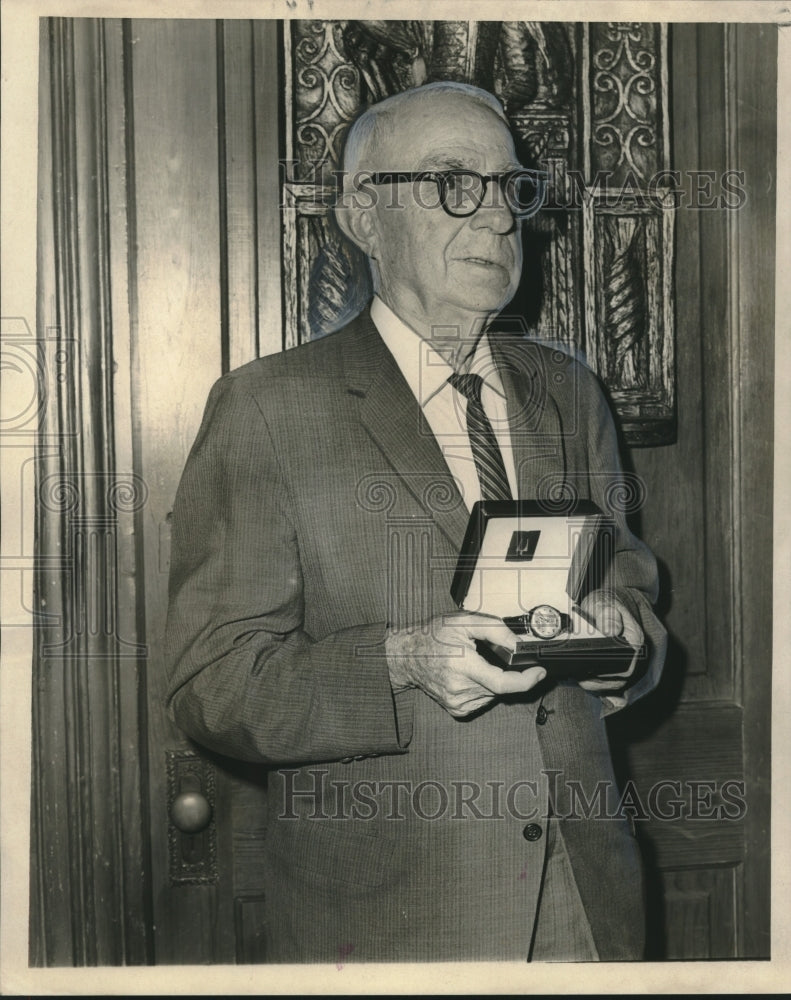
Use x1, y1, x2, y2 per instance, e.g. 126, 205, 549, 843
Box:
165, 308, 667, 962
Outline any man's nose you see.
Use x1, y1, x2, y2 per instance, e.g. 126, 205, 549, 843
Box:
469, 179, 517, 234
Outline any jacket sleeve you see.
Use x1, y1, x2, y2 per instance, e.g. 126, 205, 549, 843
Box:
164, 374, 414, 764
577, 361, 668, 716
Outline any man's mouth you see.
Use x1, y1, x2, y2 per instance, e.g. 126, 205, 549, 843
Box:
461, 256, 508, 268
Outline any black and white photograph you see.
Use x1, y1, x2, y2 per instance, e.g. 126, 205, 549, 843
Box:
1, 0, 787, 993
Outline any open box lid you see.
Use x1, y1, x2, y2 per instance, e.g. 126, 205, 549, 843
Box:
451, 500, 610, 618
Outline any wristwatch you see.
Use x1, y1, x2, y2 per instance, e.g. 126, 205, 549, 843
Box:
504, 604, 571, 639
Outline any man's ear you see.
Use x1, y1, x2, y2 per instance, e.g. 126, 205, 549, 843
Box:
334, 196, 379, 259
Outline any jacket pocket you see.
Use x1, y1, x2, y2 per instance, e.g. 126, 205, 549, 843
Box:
264, 819, 399, 896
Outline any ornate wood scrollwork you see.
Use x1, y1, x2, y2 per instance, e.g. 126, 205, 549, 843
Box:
590, 22, 661, 184
583, 22, 675, 443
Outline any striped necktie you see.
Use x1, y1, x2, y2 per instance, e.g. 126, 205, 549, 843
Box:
448, 372, 512, 502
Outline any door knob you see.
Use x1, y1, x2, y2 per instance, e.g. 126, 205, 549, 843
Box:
170, 791, 212, 833
167, 750, 217, 883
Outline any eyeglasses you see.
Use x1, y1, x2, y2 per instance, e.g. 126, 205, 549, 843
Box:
363, 169, 548, 219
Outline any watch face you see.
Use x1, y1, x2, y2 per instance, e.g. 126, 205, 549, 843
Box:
528, 604, 564, 639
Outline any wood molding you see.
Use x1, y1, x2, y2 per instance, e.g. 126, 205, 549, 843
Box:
254, 20, 286, 358
723, 22, 774, 960
30, 17, 152, 966
218, 19, 257, 370
218, 19, 285, 367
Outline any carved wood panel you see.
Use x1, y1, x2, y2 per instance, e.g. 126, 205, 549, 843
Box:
661, 867, 739, 959
582, 23, 675, 444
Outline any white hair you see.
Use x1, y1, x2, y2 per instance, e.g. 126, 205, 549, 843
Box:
341, 81, 508, 180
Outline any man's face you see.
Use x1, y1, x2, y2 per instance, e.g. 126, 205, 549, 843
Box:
364, 96, 524, 331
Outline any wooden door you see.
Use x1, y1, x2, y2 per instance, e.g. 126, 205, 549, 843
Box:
29, 17, 773, 965
607, 24, 774, 959
127, 18, 285, 964
30, 16, 283, 965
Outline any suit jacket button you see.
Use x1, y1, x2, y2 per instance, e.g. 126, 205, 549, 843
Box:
536, 706, 548, 725
340, 757, 353, 764
523, 823, 543, 841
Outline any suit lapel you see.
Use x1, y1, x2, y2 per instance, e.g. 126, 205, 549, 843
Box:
341, 312, 572, 542
490, 335, 567, 501
343, 310, 470, 552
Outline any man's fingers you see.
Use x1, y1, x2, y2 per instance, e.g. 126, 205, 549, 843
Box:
463, 656, 546, 694
455, 614, 522, 649
619, 608, 644, 648
495, 665, 547, 694
596, 604, 623, 637
579, 676, 624, 692
445, 693, 494, 718
401, 614, 550, 717
580, 592, 624, 637
443, 665, 547, 717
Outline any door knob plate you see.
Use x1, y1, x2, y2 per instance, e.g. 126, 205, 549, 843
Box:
166, 750, 218, 885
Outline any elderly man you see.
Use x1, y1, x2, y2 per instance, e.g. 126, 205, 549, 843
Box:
165, 82, 666, 963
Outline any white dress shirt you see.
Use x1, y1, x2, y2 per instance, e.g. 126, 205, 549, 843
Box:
370, 296, 518, 511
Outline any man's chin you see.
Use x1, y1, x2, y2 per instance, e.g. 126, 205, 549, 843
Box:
451, 288, 517, 318
452, 264, 517, 300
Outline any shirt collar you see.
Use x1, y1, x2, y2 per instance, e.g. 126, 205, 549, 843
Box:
370, 296, 507, 407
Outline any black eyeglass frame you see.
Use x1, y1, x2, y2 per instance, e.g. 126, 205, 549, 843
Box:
363, 169, 549, 219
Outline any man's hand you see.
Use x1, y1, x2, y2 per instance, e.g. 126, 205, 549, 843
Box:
386, 612, 546, 718
577, 590, 643, 693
